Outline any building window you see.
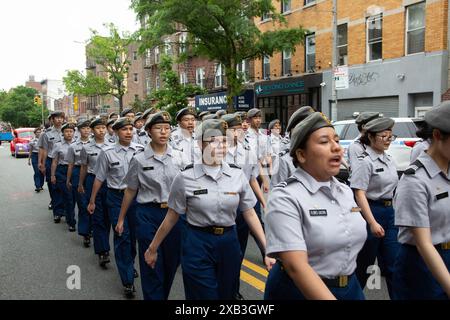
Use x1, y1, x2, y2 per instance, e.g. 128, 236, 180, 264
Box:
179, 33, 187, 54
196, 67, 205, 88
337, 23, 348, 66
133, 51, 138, 60
282, 50, 292, 76
367, 14, 383, 61
154, 47, 160, 63
155, 76, 160, 90
261, 12, 270, 21
145, 49, 152, 66
164, 39, 172, 56
215, 64, 224, 88
146, 74, 152, 95
282, 0, 291, 13
134, 73, 139, 83
406, 2, 425, 55
180, 72, 188, 86
263, 56, 270, 80
304, 0, 316, 5
237, 60, 250, 83
305, 34, 316, 73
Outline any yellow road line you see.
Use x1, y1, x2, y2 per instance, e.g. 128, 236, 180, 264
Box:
242, 259, 269, 277
240, 270, 266, 293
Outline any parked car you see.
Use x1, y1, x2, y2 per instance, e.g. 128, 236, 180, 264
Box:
10, 128, 35, 157
333, 118, 421, 182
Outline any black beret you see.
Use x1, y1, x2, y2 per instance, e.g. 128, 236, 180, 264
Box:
108, 112, 118, 119
268, 119, 281, 130
77, 119, 91, 129
424, 101, 450, 133
142, 108, 156, 119
289, 112, 333, 158
363, 117, 395, 133
135, 112, 143, 117
61, 122, 76, 131
112, 117, 134, 130
134, 115, 144, 123
247, 108, 261, 118
355, 112, 381, 126
50, 111, 65, 119
120, 108, 134, 117
90, 117, 106, 128
286, 106, 315, 133
106, 119, 116, 127
195, 119, 228, 141
198, 111, 210, 120
176, 107, 197, 121
145, 111, 172, 130
222, 114, 242, 128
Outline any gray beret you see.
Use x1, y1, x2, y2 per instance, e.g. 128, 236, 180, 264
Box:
424, 101, 450, 133
216, 110, 227, 118
134, 115, 144, 123
50, 111, 65, 119
145, 111, 172, 130
355, 112, 381, 126
202, 114, 218, 121
176, 107, 197, 121
195, 119, 228, 141
268, 119, 281, 130
247, 108, 261, 118
90, 117, 106, 128
106, 119, 116, 127
235, 111, 248, 121
286, 106, 315, 133
61, 122, 76, 131
112, 117, 134, 130
289, 112, 333, 158
120, 108, 134, 117
363, 117, 395, 133
108, 112, 118, 119
222, 114, 242, 128
198, 111, 210, 120
77, 119, 91, 129
142, 108, 156, 119
135, 112, 143, 117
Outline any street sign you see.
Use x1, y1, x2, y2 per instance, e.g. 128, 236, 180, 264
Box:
334, 66, 349, 90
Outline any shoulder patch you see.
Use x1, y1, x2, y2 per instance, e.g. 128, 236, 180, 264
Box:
276, 177, 298, 188
103, 145, 115, 152
138, 131, 146, 137
279, 148, 289, 157
357, 151, 369, 160
182, 164, 194, 172
404, 160, 424, 175
228, 163, 242, 170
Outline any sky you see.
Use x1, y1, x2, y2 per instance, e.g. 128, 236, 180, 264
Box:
0, 0, 139, 91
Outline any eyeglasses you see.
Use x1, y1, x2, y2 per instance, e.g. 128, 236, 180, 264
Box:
376, 134, 397, 142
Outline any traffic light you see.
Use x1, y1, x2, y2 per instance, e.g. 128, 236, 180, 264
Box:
34, 96, 39, 105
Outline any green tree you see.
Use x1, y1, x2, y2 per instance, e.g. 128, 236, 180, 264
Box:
132, 0, 307, 112
64, 23, 134, 113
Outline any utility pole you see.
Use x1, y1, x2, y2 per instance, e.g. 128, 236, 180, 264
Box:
331, 0, 338, 120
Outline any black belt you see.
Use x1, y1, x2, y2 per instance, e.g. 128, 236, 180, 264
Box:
188, 223, 234, 235
59, 164, 68, 168
368, 199, 393, 207
404, 242, 450, 251
108, 188, 126, 193
142, 202, 169, 209
87, 173, 96, 177
74, 165, 81, 168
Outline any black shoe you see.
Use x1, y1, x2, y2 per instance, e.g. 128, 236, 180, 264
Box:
83, 236, 90, 248
54, 216, 61, 224
123, 285, 135, 299
69, 226, 76, 232
234, 292, 245, 300
134, 269, 139, 279
48, 203, 53, 210
35, 188, 40, 193
99, 253, 110, 268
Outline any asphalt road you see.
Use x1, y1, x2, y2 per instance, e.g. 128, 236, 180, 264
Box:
0, 143, 389, 300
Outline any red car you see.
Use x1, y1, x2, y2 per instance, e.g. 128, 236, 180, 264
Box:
10, 128, 35, 157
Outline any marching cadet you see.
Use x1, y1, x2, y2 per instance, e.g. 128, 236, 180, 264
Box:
38, 111, 65, 212
142, 107, 156, 121
108, 112, 119, 121
171, 107, 199, 164
410, 119, 431, 163
79, 118, 112, 268
66, 120, 92, 247
268, 119, 282, 157
264, 112, 367, 300
347, 112, 381, 171
144, 119, 273, 300
28, 127, 44, 192
121, 107, 135, 120
270, 106, 314, 188
393, 102, 450, 300
105, 119, 116, 143
133, 115, 151, 146
50, 122, 76, 230
350, 117, 399, 298
116, 111, 188, 300
87, 117, 144, 298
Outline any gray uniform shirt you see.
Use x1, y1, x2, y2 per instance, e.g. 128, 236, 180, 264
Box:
38, 127, 63, 158
265, 167, 367, 278
124, 145, 188, 204
65, 139, 90, 166
29, 137, 40, 153
395, 151, 450, 245
80, 139, 112, 174
168, 162, 257, 227
270, 150, 295, 189
225, 143, 259, 181
410, 139, 430, 163
246, 128, 273, 161
347, 138, 365, 170
51, 140, 74, 165
133, 129, 151, 146
94, 142, 145, 189
350, 146, 399, 200
170, 128, 201, 164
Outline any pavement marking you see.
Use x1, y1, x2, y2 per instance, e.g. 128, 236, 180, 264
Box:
240, 270, 266, 293
242, 259, 268, 277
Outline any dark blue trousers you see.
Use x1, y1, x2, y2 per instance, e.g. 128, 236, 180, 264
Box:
31, 153, 44, 189
45, 157, 56, 208
355, 202, 399, 299
71, 166, 91, 237
107, 189, 137, 286
136, 203, 181, 300
264, 261, 365, 300
393, 244, 450, 300
53, 165, 76, 227
85, 174, 110, 255
181, 225, 241, 300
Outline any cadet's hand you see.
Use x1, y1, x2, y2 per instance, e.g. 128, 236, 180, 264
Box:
145, 246, 158, 269
370, 222, 385, 238
262, 180, 270, 193
260, 199, 267, 209
27, 159, 31, 166
87, 202, 95, 215
51, 176, 56, 185
77, 185, 85, 194
66, 181, 72, 190
39, 164, 45, 175
264, 256, 276, 271
115, 221, 124, 236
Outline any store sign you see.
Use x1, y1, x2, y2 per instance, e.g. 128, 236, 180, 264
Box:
255, 80, 306, 97
334, 66, 349, 90
195, 90, 254, 111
